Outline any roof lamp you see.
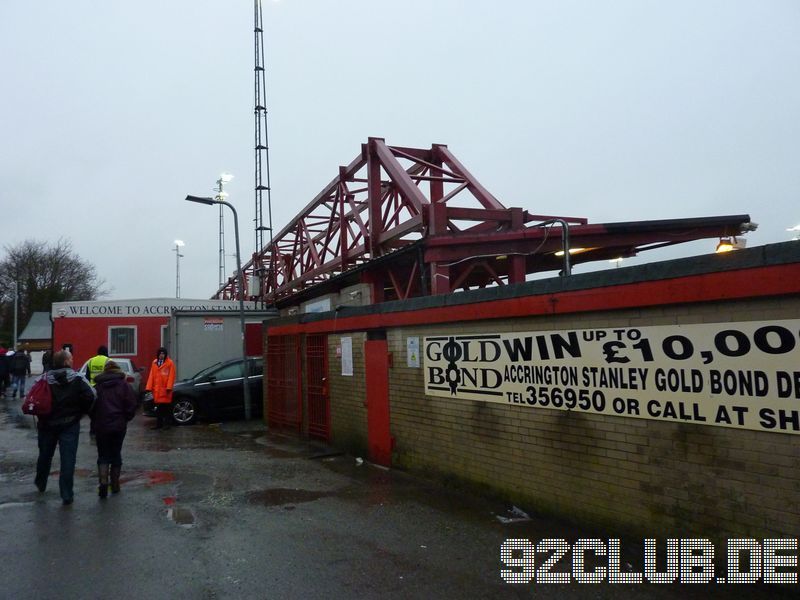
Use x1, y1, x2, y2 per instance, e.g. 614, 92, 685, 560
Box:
716, 237, 746, 253
554, 247, 591, 257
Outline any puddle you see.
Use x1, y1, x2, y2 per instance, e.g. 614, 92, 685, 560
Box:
167, 506, 196, 528
0, 502, 34, 510
52, 468, 92, 478
252, 438, 300, 458
115, 470, 176, 488
247, 488, 331, 507
309, 451, 344, 460
146, 471, 176, 485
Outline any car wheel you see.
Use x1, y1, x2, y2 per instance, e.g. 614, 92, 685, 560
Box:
172, 396, 197, 425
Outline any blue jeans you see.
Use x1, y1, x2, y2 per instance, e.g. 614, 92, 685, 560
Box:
36, 420, 81, 503
11, 373, 27, 397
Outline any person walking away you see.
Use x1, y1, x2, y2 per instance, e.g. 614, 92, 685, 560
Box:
90, 360, 137, 497
0, 345, 9, 396
145, 347, 175, 430
41, 349, 53, 373
86, 346, 109, 386
85, 346, 110, 442
10, 346, 32, 399
35, 350, 95, 505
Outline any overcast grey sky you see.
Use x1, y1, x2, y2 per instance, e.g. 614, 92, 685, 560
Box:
2, 1, 798, 300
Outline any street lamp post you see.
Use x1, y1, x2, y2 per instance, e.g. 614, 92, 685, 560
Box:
185, 194, 252, 420
174, 240, 185, 298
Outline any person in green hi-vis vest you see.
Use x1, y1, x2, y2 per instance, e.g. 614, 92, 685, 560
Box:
86, 346, 109, 387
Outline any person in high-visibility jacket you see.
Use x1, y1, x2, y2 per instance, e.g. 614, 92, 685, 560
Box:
86, 346, 110, 387
145, 347, 176, 429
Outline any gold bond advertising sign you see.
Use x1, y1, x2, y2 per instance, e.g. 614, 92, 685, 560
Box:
424, 320, 800, 434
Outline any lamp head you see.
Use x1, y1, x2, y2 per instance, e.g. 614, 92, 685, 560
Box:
716, 236, 747, 253
185, 195, 216, 206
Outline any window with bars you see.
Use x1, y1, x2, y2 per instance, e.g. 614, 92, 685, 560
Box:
109, 327, 136, 355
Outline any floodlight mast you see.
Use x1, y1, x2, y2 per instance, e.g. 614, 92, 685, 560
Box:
254, 0, 274, 265
173, 240, 185, 298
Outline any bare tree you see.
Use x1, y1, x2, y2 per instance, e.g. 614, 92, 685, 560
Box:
0, 239, 109, 335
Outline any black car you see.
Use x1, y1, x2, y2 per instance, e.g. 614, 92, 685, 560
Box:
144, 357, 264, 425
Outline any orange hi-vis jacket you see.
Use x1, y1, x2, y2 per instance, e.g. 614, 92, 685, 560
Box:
145, 357, 176, 404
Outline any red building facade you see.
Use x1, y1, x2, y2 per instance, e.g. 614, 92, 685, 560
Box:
51, 298, 256, 373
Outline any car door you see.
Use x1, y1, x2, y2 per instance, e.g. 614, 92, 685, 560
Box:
205, 360, 246, 416
247, 358, 264, 416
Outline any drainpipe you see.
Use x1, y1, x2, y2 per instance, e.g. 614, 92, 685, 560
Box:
534, 219, 571, 276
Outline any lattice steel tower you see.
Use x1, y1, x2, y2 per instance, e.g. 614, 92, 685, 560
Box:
253, 0, 274, 255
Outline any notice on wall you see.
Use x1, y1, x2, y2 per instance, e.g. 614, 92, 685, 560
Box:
424, 320, 800, 435
407, 337, 420, 368
203, 318, 224, 332
341, 336, 353, 376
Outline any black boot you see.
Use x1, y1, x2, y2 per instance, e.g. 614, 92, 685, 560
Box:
110, 465, 121, 494
98, 464, 109, 498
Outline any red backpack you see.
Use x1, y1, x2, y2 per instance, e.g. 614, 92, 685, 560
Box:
22, 376, 53, 417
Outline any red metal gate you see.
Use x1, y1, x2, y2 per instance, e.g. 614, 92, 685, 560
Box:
305, 334, 330, 441
267, 334, 301, 431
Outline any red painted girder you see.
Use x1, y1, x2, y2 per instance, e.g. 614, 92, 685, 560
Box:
444, 207, 520, 223
423, 216, 751, 262
211, 140, 612, 302
435, 144, 505, 210
371, 139, 429, 213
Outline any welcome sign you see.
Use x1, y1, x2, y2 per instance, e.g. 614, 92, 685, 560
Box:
424, 320, 800, 434
52, 298, 257, 318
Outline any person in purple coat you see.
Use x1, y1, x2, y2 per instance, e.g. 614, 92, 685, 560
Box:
90, 360, 137, 498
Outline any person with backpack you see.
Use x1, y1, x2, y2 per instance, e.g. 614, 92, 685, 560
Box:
90, 360, 137, 498
35, 350, 95, 505
9, 346, 31, 399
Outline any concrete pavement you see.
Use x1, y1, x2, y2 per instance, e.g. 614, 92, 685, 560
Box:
0, 389, 793, 599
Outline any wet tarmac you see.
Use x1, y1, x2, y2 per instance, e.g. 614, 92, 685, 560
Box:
0, 382, 795, 599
